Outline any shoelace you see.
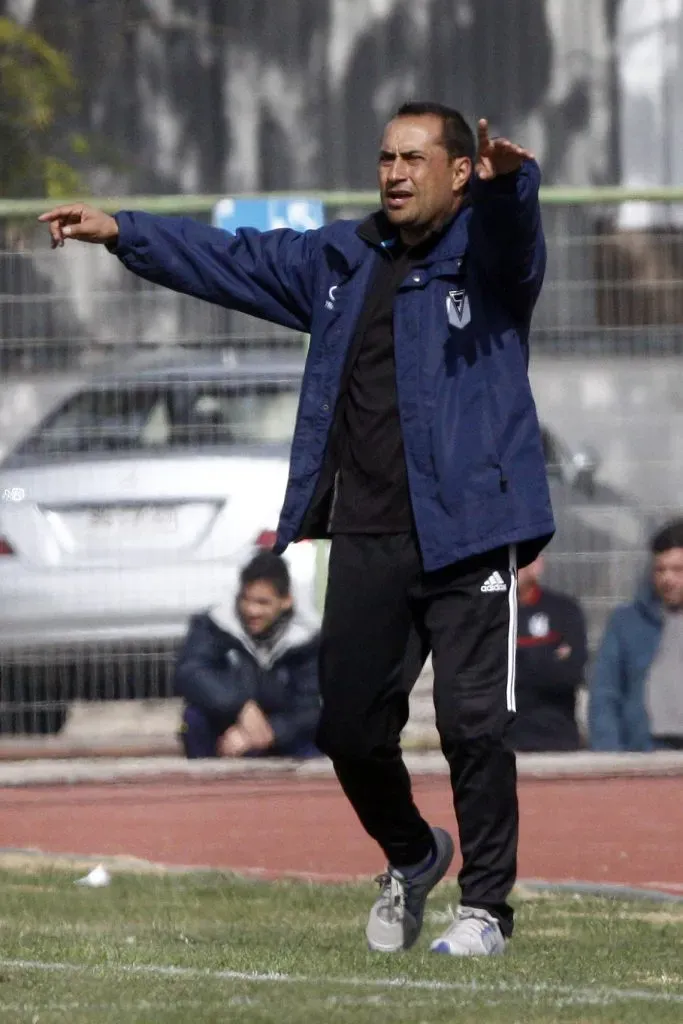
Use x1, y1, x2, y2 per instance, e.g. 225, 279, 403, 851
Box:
439, 905, 497, 943
373, 871, 406, 924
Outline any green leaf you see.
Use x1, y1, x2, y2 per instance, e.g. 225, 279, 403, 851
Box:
0, 17, 84, 197
42, 157, 86, 199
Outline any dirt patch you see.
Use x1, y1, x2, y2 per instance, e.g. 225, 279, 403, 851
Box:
0, 850, 173, 876
524, 927, 573, 938
614, 909, 683, 924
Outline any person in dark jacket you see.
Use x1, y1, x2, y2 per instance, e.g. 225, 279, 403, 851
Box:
175, 551, 321, 760
507, 555, 587, 753
589, 518, 683, 752
40, 102, 553, 957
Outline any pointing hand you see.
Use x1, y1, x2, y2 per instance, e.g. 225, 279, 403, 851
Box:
38, 203, 119, 249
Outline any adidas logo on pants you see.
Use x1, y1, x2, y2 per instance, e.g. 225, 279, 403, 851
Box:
481, 571, 507, 593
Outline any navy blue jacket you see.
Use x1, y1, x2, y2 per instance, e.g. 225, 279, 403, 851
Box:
174, 605, 321, 751
588, 582, 663, 751
113, 161, 554, 570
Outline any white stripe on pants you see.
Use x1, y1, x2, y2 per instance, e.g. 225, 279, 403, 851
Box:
506, 545, 518, 713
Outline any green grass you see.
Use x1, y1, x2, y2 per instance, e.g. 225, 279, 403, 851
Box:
0, 868, 682, 1023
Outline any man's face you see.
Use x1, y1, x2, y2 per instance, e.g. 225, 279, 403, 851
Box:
378, 115, 471, 242
238, 580, 292, 637
653, 548, 683, 610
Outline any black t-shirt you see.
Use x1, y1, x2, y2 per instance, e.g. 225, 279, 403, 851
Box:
330, 236, 434, 533
295, 215, 446, 542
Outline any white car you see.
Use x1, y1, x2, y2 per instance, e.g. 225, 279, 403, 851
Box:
0, 348, 321, 720
0, 345, 645, 733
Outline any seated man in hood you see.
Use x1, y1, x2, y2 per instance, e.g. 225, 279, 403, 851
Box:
589, 518, 683, 751
175, 551, 322, 759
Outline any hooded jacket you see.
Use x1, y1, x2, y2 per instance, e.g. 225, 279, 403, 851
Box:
588, 581, 663, 751
174, 602, 321, 751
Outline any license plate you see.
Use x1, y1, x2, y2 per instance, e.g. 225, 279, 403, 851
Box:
88, 507, 178, 532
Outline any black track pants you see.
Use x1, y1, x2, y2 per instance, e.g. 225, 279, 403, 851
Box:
317, 532, 519, 936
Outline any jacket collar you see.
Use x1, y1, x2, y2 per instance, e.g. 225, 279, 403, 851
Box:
520, 583, 543, 608
634, 577, 664, 627
208, 602, 319, 668
326, 202, 470, 271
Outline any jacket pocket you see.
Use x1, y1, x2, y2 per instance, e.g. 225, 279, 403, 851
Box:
480, 387, 508, 494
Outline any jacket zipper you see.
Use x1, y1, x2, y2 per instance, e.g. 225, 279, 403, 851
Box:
326, 470, 340, 531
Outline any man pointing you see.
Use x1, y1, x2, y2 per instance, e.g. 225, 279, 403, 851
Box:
41, 104, 554, 956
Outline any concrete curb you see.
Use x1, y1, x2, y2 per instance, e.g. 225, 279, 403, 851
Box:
516, 880, 683, 904
0, 737, 182, 763
0, 750, 682, 788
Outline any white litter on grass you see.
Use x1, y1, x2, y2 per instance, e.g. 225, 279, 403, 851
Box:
0, 958, 682, 1007
75, 865, 111, 888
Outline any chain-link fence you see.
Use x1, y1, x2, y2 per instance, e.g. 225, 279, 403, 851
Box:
0, 189, 682, 737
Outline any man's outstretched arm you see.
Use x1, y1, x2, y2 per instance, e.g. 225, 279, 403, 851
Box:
38, 204, 318, 333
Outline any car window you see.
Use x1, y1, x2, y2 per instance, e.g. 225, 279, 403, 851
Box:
14, 380, 301, 458
168, 383, 299, 447
15, 386, 169, 456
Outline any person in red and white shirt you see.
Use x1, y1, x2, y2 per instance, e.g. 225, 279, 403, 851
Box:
508, 555, 588, 752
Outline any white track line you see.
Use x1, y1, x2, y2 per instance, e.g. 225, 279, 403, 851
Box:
0, 958, 681, 1006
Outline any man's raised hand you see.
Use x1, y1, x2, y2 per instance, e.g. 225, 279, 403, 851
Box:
38, 204, 119, 249
475, 119, 534, 180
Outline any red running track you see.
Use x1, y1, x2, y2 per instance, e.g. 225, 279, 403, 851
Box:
0, 774, 680, 892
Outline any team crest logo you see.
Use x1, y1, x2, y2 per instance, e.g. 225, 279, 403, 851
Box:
446, 288, 471, 329
529, 613, 550, 638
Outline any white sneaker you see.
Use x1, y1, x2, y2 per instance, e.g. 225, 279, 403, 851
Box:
430, 906, 507, 956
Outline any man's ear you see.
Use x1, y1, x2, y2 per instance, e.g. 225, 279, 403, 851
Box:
451, 156, 472, 193
282, 593, 294, 612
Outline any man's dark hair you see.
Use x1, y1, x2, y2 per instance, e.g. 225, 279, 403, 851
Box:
651, 518, 683, 554
394, 101, 475, 162
240, 551, 291, 597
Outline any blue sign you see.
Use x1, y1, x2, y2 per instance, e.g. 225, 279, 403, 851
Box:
212, 197, 325, 233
